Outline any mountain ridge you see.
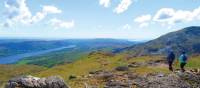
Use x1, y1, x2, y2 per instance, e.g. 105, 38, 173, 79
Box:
118, 26, 200, 56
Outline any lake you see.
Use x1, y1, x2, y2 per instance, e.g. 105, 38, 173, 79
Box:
0, 45, 76, 64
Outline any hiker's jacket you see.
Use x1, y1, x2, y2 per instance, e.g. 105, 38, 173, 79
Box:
167, 52, 175, 62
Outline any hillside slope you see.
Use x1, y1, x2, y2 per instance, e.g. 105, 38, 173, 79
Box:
2, 52, 200, 87
120, 26, 200, 56
26, 53, 200, 87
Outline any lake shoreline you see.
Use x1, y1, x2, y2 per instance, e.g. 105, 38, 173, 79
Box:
0, 45, 76, 64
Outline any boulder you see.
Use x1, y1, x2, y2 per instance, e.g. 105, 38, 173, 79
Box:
115, 66, 129, 71
5, 75, 69, 88
105, 80, 130, 88
95, 71, 113, 80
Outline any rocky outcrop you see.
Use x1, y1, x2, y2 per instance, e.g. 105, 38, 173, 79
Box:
176, 71, 200, 88
134, 73, 191, 88
86, 69, 200, 88
5, 75, 69, 88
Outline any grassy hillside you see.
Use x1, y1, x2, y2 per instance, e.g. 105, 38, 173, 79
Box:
15, 45, 123, 67
36, 52, 119, 77
0, 65, 46, 88
35, 53, 200, 87
0, 52, 199, 87
35, 53, 168, 78
16, 48, 89, 67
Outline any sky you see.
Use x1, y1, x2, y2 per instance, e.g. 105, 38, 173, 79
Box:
0, 0, 200, 40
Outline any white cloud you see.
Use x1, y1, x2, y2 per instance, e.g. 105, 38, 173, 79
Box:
134, 14, 151, 23
99, 0, 111, 8
31, 5, 62, 23
114, 0, 132, 14
123, 24, 131, 29
138, 23, 149, 28
153, 8, 175, 22
153, 7, 200, 25
3, 20, 13, 27
31, 12, 46, 23
99, 0, 133, 14
4, 0, 32, 26
135, 7, 200, 27
193, 7, 200, 20
49, 18, 75, 29
3, 0, 62, 27
134, 14, 151, 28
42, 5, 62, 14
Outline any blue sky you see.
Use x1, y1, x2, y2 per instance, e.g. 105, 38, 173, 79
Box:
0, 0, 200, 40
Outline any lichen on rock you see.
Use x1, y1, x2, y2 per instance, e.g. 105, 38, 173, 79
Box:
5, 75, 69, 88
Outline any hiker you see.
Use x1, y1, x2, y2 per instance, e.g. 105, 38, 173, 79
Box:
167, 51, 175, 71
179, 52, 188, 72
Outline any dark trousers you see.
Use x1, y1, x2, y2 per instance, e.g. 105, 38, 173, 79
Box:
168, 61, 173, 71
180, 63, 186, 72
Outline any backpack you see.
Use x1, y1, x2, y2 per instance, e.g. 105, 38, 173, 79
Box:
182, 55, 187, 61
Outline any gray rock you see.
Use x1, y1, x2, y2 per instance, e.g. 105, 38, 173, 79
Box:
89, 69, 200, 88
133, 73, 198, 88
176, 72, 200, 88
5, 75, 69, 88
95, 71, 113, 80
115, 66, 129, 71
105, 81, 129, 88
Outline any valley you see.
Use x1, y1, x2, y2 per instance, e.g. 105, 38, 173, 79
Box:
0, 27, 200, 87
0, 39, 135, 67
1, 0, 200, 87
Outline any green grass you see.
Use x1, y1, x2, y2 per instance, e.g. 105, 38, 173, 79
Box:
173, 55, 200, 69
32, 54, 167, 87
127, 55, 163, 63
33, 52, 124, 87
33, 54, 200, 87
186, 56, 200, 68
131, 66, 170, 75
0, 53, 199, 87
36, 52, 117, 78
16, 46, 118, 67
0, 64, 46, 87
16, 48, 90, 67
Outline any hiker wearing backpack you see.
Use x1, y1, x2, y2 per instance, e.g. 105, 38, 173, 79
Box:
167, 51, 175, 71
179, 52, 188, 72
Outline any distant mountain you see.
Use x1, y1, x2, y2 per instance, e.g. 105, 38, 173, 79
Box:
0, 40, 71, 58
120, 26, 200, 56
0, 39, 137, 67
0, 39, 134, 58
